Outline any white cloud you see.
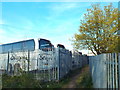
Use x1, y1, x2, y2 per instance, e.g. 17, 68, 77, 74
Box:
45, 3, 80, 20
45, 2, 92, 23
52, 3, 78, 12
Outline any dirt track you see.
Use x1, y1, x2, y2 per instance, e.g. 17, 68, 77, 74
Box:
62, 66, 89, 88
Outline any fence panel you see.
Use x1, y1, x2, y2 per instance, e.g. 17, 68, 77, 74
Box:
0, 54, 8, 73
106, 53, 119, 88
0, 48, 89, 82
9, 51, 29, 73
30, 49, 58, 82
118, 53, 120, 90
59, 48, 72, 79
72, 52, 88, 70
89, 53, 120, 88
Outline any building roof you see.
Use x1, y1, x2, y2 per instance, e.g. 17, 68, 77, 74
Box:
0, 39, 34, 46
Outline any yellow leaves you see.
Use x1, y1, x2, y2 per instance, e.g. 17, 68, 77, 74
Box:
72, 3, 118, 54
74, 34, 82, 40
82, 33, 87, 37
85, 28, 88, 31
87, 20, 93, 23
74, 33, 87, 41
82, 23, 87, 26
79, 26, 84, 32
87, 9, 90, 11
109, 27, 117, 33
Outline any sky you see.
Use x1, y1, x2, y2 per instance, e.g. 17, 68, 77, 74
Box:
0, 1, 118, 54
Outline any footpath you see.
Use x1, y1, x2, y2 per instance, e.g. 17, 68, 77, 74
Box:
62, 66, 92, 88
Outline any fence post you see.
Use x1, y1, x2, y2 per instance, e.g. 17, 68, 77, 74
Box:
118, 53, 120, 89
109, 53, 112, 88
106, 54, 109, 88
112, 53, 115, 88
28, 50, 30, 72
115, 53, 118, 88
7, 52, 9, 74
56, 47, 60, 81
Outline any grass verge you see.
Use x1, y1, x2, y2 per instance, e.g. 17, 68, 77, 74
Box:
76, 66, 93, 88
2, 66, 92, 88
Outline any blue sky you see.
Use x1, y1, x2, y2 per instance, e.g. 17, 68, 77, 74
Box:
0, 2, 118, 54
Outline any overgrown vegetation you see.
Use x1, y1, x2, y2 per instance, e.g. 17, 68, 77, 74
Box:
2, 73, 41, 88
2, 68, 81, 88
2, 66, 93, 88
76, 66, 93, 88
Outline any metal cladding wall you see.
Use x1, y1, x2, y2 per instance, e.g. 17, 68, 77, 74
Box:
1, 39, 35, 53
89, 54, 108, 88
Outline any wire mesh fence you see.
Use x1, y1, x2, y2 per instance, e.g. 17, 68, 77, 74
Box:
0, 47, 88, 83
72, 51, 88, 70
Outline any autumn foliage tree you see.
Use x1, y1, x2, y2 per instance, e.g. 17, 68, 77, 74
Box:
72, 3, 118, 55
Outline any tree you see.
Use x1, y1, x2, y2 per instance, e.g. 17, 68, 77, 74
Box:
72, 3, 118, 55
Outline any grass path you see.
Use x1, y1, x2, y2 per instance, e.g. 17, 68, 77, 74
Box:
62, 66, 91, 88
62, 70, 82, 88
